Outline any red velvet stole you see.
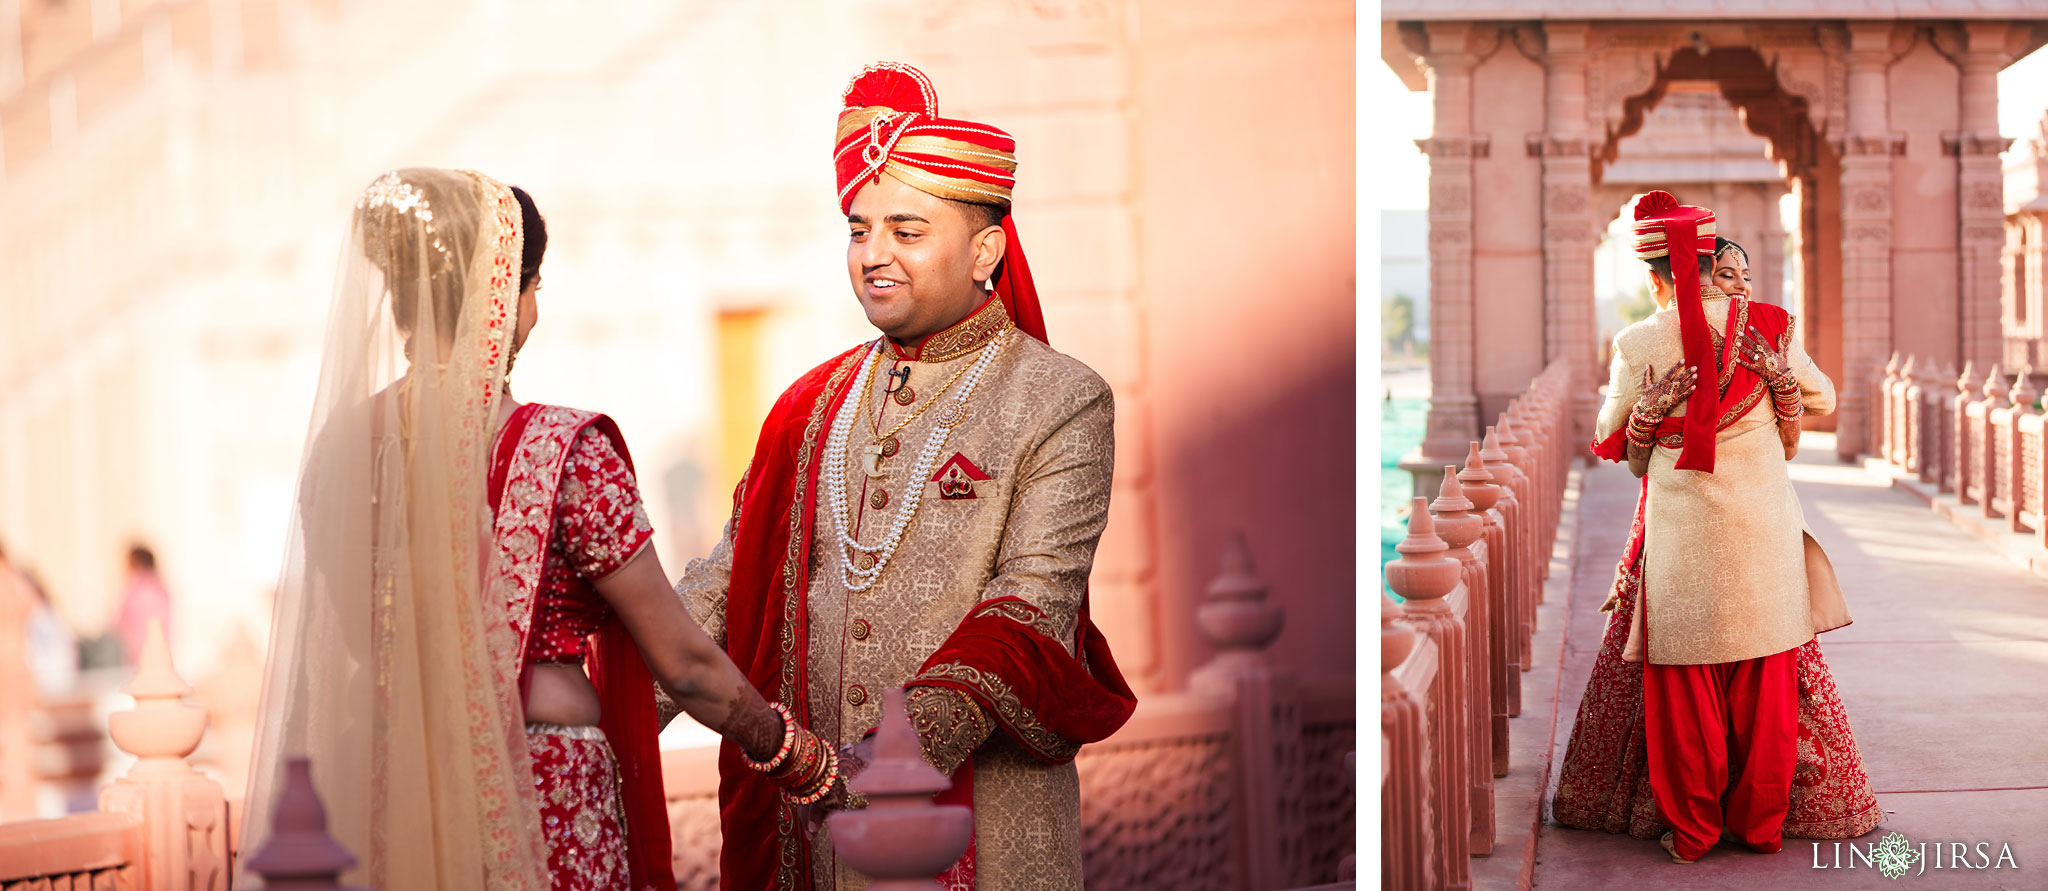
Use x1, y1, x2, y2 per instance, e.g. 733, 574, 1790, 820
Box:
488, 402, 674, 891
714, 342, 1137, 889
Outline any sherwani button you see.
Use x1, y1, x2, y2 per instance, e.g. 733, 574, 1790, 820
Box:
847, 685, 868, 707
851, 618, 872, 640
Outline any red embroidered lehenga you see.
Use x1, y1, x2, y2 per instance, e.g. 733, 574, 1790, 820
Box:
242, 169, 671, 890
1552, 294, 1883, 843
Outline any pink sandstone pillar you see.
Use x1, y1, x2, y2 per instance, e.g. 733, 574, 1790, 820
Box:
244, 757, 362, 890
1381, 597, 1438, 891
1957, 24, 2016, 370
1459, 442, 1517, 757
826, 687, 974, 890
1385, 498, 1472, 889
1536, 21, 1600, 447
1837, 22, 1905, 462
1430, 471, 1494, 855
1403, 22, 1490, 501
98, 620, 230, 891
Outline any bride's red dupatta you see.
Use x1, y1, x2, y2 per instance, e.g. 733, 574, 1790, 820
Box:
489, 402, 675, 891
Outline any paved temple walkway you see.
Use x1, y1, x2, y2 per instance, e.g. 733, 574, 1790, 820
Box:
1520, 434, 2048, 890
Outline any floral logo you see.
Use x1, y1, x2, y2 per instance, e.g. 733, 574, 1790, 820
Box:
1873, 832, 1923, 880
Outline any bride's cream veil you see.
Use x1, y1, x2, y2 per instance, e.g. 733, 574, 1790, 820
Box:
240, 168, 549, 889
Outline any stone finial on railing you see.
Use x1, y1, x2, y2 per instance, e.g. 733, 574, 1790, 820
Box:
1885, 351, 1902, 379
2013, 367, 2039, 413
1959, 360, 1978, 397
1386, 498, 1460, 605
99, 620, 230, 891
245, 758, 362, 890
1457, 443, 1500, 514
1190, 532, 1284, 686
1898, 354, 1917, 382
828, 687, 974, 889
1431, 470, 1481, 553
1983, 363, 2008, 405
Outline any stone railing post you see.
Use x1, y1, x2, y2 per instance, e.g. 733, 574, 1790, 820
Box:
1921, 359, 1952, 486
1892, 355, 1917, 468
1380, 598, 1437, 891
1457, 443, 1512, 776
1983, 365, 2008, 519
1877, 352, 1900, 461
828, 687, 974, 889
98, 620, 230, 891
1385, 498, 1472, 886
1495, 415, 1539, 606
2009, 370, 2038, 533
1904, 357, 1928, 475
1187, 533, 1290, 890
245, 757, 363, 890
1501, 410, 1548, 589
1481, 427, 1531, 671
1430, 471, 1494, 855
1955, 361, 1978, 501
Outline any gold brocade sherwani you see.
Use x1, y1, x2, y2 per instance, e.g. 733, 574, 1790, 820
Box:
677, 299, 1112, 891
1595, 291, 1849, 665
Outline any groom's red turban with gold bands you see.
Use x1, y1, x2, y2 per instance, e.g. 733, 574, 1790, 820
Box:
834, 62, 1048, 344
1632, 190, 1723, 473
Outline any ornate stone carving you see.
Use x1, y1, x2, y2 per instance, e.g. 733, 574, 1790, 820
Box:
1078, 736, 1234, 889
1943, 133, 2016, 156
1544, 183, 1588, 214
1847, 185, 1889, 215
1964, 181, 2004, 211
1432, 184, 1471, 213
1416, 136, 1491, 159
1839, 134, 1907, 157
1850, 224, 1891, 243
1526, 136, 1591, 158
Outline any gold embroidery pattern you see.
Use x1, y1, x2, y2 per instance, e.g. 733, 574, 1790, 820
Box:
492, 406, 597, 684
905, 297, 1011, 363
914, 662, 1081, 764
526, 725, 630, 888
904, 686, 995, 776
969, 599, 1064, 642
775, 351, 863, 891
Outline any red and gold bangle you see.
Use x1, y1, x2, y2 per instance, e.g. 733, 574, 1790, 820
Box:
785, 748, 842, 806
742, 702, 798, 775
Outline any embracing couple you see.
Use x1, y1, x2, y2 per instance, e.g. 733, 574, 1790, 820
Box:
239, 62, 1136, 891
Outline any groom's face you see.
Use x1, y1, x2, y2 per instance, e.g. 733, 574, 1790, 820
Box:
846, 173, 990, 344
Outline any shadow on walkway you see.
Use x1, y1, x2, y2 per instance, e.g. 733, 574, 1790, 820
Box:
1527, 434, 2048, 890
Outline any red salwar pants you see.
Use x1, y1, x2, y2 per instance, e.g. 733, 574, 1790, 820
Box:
1643, 647, 1799, 861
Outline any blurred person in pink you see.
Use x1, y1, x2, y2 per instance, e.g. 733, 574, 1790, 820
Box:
242, 169, 811, 891
671, 62, 1137, 891
114, 544, 170, 667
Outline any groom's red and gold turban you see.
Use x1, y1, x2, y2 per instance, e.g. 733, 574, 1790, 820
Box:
834, 62, 1046, 343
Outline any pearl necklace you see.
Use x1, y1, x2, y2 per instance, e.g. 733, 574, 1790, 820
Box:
825, 329, 1009, 591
